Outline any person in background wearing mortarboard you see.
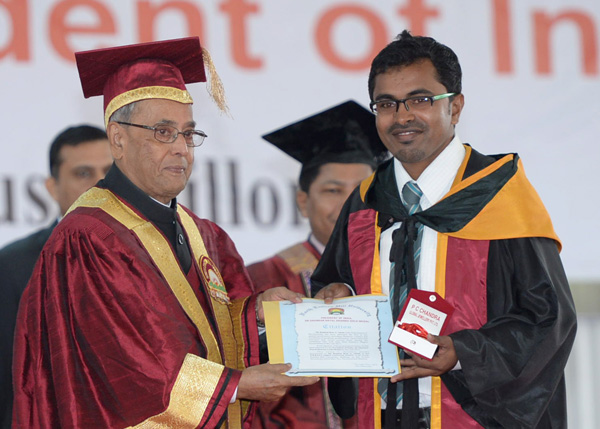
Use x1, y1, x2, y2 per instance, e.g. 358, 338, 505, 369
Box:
246, 100, 388, 429
0, 125, 111, 429
12, 38, 318, 428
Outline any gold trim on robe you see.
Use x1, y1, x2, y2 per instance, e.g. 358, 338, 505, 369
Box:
128, 354, 224, 428
276, 243, 319, 275
179, 207, 244, 425
443, 146, 560, 248
431, 234, 449, 429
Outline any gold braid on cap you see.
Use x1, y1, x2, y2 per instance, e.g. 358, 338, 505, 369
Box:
202, 47, 230, 116
104, 86, 193, 128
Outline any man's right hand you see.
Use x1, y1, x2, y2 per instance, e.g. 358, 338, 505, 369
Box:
313, 282, 352, 304
237, 363, 319, 402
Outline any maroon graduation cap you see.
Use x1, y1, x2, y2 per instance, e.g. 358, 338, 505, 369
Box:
75, 37, 226, 126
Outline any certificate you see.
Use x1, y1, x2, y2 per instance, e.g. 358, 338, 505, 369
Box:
264, 295, 400, 377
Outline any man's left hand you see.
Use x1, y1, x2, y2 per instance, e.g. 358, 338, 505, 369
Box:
391, 335, 458, 382
256, 287, 303, 324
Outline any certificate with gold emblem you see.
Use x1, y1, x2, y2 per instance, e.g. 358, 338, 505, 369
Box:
263, 295, 400, 377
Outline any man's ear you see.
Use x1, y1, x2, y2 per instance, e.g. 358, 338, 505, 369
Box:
45, 176, 58, 202
450, 93, 465, 125
107, 122, 124, 159
296, 189, 309, 219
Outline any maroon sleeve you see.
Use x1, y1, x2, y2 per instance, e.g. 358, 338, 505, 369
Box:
247, 256, 307, 295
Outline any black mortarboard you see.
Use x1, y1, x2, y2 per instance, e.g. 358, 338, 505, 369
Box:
262, 100, 388, 171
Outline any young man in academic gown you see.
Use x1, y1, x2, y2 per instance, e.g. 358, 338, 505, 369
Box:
247, 101, 388, 429
12, 38, 318, 429
312, 31, 577, 429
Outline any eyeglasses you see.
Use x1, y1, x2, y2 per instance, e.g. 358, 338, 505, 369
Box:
369, 93, 456, 115
115, 121, 207, 147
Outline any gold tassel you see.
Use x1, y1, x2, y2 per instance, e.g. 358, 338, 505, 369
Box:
202, 47, 231, 117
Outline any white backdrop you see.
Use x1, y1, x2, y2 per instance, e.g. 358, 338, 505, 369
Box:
1, 0, 599, 282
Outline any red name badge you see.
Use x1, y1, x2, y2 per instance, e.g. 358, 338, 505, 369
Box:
388, 290, 454, 360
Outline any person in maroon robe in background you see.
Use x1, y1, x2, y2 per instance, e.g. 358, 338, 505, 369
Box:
12, 37, 318, 429
247, 101, 388, 429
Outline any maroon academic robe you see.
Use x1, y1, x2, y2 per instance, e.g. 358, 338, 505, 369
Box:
247, 241, 320, 296
13, 187, 260, 428
247, 242, 344, 429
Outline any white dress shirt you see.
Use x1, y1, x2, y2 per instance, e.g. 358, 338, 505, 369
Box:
379, 136, 465, 408
308, 234, 326, 255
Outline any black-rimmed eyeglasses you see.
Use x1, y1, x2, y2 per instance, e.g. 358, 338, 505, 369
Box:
369, 93, 456, 115
115, 121, 207, 147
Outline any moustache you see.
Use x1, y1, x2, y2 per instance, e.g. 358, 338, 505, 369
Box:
386, 122, 425, 134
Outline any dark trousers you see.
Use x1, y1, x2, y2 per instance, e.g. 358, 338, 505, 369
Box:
381, 407, 431, 428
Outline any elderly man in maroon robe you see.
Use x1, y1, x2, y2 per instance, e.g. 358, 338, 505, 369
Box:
12, 37, 318, 429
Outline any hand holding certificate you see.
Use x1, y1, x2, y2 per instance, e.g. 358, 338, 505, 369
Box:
263, 295, 400, 377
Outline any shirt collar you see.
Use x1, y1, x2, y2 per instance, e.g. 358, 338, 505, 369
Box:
308, 234, 326, 255
393, 135, 465, 209
150, 196, 174, 208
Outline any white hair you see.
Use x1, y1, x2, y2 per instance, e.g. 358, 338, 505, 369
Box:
108, 101, 139, 123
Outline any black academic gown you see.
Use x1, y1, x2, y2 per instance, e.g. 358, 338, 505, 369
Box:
312, 145, 577, 428
0, 221, 57, 429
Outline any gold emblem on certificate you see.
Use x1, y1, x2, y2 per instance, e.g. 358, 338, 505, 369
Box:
199, 255, 230, 305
